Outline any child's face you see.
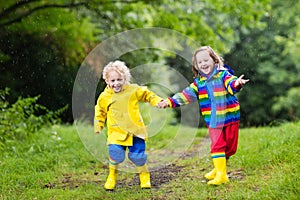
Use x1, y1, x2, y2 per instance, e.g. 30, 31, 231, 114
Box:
195, 50, 215, 75
105, 70, 125, 93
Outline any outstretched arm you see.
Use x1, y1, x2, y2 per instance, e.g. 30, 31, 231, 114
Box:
234, 74, 249, 88
136, 85, 163, 106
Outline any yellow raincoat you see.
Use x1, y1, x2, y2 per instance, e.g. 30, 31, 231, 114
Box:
94, 84, 162, 146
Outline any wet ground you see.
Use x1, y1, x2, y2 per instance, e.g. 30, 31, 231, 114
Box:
43, 137, 245, 190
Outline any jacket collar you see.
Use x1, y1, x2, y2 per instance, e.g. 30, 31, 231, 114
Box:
199, 66, 218, 81
105, 84, 129, 94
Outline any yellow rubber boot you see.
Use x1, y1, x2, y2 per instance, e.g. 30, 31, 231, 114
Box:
207, 157, 229, 185
205, 156, 231, 180
204, 168, 216, 180
104, 164, 118, 190
137, 165, 151, 189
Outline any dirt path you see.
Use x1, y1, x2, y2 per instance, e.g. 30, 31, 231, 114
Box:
45, 137, 210, 190
116, 136, 245, 189
118, 136, 211, 189
47, 136, 244, 190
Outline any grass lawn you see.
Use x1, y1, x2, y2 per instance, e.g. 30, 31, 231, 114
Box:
0, 122, 299, 199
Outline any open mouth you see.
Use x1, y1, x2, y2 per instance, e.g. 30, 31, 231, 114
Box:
113, 85, 122, 92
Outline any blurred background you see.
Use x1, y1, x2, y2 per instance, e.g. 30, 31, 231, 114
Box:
1, 0, 299, 127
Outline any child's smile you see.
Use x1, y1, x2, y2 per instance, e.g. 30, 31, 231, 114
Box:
106, 71, 125, 93
195, 51, 215, 75
201, 65, 210, 71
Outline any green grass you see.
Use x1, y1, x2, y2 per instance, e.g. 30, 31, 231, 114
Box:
0, 122, 299, 199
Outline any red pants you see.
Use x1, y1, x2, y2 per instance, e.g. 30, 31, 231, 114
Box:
209, 122, 239, 158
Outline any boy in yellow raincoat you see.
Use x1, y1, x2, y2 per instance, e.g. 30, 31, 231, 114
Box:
94, 60, 163, 190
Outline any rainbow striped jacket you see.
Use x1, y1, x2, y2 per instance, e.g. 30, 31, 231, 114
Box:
168, 68, 241, 128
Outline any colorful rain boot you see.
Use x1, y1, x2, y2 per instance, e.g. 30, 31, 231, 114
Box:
204, 168, 216, 180
207, 157, 229, 185
104, 164, 118, 190
137, 165, 151, 189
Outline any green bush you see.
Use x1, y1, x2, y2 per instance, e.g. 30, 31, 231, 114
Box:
0, 88, 66, 150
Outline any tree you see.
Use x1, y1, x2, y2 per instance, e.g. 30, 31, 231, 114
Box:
224, 0, 300, 126
0, 0, 271, 124
0, 0, 98, 121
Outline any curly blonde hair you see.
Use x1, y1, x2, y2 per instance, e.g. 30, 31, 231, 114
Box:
102, 60, 131, 83
192, 46, 225, 77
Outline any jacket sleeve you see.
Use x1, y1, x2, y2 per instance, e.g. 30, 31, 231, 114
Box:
136, 86, 163, 106
222, 71, 241, 95
94, 95, 107, 133
167, 82, 198, 108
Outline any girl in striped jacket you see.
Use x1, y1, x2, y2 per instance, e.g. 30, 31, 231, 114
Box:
158, 46, 249, 185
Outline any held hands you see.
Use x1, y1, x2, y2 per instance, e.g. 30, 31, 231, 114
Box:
157, 99, 169, 109
234, 74, 249, 88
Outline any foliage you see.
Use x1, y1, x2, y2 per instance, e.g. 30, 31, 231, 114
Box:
224, 0, 300, 126
272, 87, 300, 121
0, 0, 98, 122
0, 0, 98, 65
0, 88, 66, 150
1, 0, 299, 126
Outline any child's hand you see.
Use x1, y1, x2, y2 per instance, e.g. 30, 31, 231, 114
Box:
157, 99, 169, 109
234, 74, 249, 87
